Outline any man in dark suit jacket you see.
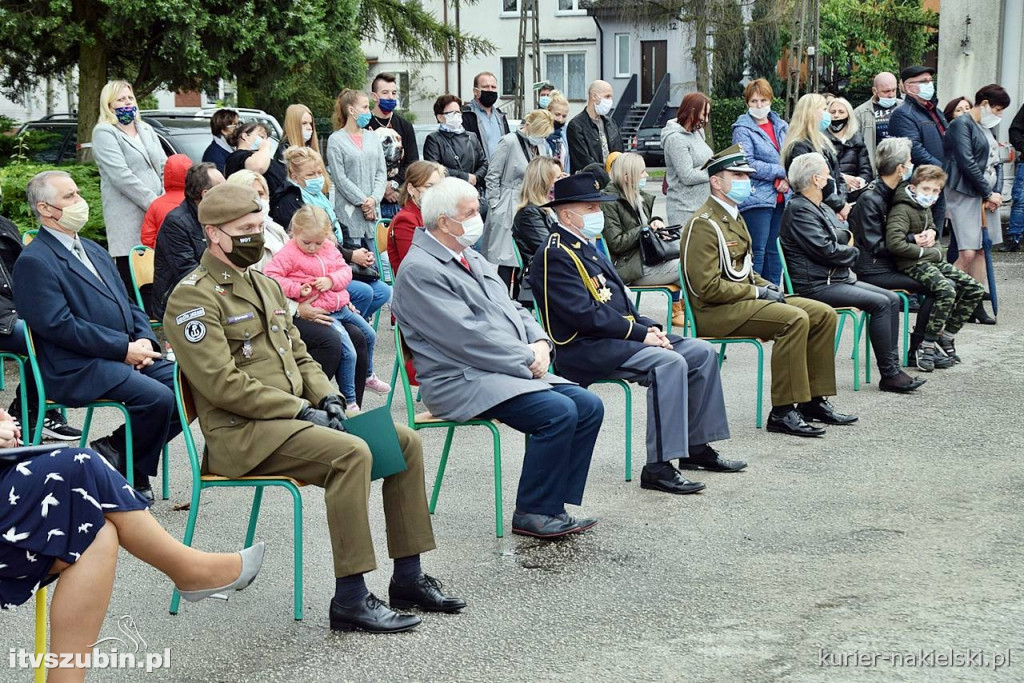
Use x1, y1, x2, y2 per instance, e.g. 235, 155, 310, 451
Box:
14, 170, 181, 500
529, 173, 743, 496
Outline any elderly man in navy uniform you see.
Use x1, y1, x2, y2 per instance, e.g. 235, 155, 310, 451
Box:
529, 173, 744, 496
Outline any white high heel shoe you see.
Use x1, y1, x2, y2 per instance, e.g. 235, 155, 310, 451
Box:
178, 541, 266, 603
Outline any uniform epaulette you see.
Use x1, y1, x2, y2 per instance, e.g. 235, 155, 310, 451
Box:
545, 232, 562, 249
178, 265, 209, 287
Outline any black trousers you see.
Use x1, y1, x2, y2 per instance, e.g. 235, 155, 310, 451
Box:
857, 270, 934, 342
808, 281, 902, 377
293, 317, 367, 406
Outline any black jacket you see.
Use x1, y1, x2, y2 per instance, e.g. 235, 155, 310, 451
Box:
423, 130, 488, 191
848, 179, 900, 276
784, 139, 849, 212
779, 194, 858, 295
152, 199, 206, 320
1010, 104, 1024, 156
943, 114, 995, 198
829, 131, 873, 200
512, 205, 558, 277
367, 112, 420, 185
0, 216, 23, 336
566, 109, 624, 172
462, 102, 510, 157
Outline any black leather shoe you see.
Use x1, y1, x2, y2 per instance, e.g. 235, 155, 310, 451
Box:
678, 445, 746, 472
512, 511, 580, 538
134, 477, 154, 503
330, 594, 421, 633
766, 407, 826, 437
556, 512, 598, 534
89, 436, 123, 472
997, 239, 1020, 253
879, 371, 926, 393
640, 462, 706, 494
797, 398, 858, 425
389, 574, 465, 613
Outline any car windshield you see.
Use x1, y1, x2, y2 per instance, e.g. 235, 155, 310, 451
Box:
160, 131, 212, 163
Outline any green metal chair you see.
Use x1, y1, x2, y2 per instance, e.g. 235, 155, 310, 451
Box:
128, 244, 161, 330
369, 219, 393, 332
394, 325, 506, 537
595, 238, 677, 333
168, 364, 306, 620
22, 229, 38, 245
776, 244, 869, 390
677, 264, 766, 427
0, 351, 27, 419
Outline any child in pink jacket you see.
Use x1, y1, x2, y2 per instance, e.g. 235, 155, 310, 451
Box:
265, 206, 387, 408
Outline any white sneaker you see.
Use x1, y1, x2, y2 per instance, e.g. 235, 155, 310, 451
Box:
346, 403, 361, 414
365, 375, 391, 395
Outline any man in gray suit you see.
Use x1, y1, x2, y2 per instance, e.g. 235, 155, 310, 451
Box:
392, 177, 604, 539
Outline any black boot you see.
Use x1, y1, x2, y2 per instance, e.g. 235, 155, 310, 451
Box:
997, 239, 1020, 253
968, 303, 996, 325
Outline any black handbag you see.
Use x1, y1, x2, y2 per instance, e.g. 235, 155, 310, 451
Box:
350, 263, 380, 283
639, 225, 681, 266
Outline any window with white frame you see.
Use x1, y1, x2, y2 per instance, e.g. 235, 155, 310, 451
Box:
500, 57, 520, 97
556, 0, 585, 13
545, 52, 587, 101
615, 34, 630, 77
502, 0, 534, 15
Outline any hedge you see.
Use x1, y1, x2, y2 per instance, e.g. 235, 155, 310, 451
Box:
0, 162, 107, 246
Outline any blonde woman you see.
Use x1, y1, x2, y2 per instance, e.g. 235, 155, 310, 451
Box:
283, 103, 319, 152
826, 97, 872, 200
91, 80, 167, 289
546, 90, 571, 173
326, 89, 387, 250
512, 156, 564, 302
781, 93, 851, 220
602, 153, 684, 326
483, 109, 556, 292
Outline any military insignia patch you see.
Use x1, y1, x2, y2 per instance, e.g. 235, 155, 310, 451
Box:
184, 320, 206, 343
175, 307, 205, 325
226, 312, 256, 325
597, 286, 613, 303
593, 180, 599, 190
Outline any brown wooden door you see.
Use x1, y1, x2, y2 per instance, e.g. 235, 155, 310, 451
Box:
641, 40, 667, 103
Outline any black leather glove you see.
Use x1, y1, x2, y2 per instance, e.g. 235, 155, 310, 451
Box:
297, 404, 346, 431
319, 395, 348, 425
757, 286, 786, 303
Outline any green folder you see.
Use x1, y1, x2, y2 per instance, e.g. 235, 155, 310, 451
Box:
344, 406, 408, 480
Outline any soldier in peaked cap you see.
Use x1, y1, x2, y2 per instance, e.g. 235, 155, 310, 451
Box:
680, 145, 858, 437
529, 172, 745, 497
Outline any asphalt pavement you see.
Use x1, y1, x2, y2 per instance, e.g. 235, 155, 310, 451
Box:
2, 245, 1022, 683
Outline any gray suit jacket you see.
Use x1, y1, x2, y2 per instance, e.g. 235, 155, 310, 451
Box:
92, 121, 167, 257
391, 228, 570, 423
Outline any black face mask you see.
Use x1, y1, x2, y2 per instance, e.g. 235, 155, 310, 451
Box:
477, 90, 498, 108
822, 176, 837, 197
829, 118, 849, 133
554, 121, 565, 131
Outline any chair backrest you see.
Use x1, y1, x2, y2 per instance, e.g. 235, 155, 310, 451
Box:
21, 327, 48, 430
173, 364, 204, 485
373, 219, 393, 284
22, 229, 37, 245
675, 263, 699, 338
512, 241, 524, 270
392, 324, 420, 426
128, 244, 155, 311
775, 239, 795, 295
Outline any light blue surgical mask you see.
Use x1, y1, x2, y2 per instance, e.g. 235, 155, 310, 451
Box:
637, 178, 648, 192
915, 82, 935, 101
250, 136, 263, 151
908, 187, 938, 208
355, 112, 372, 129
818, 110, 832, 132
304, 175, 325, 195
539, 95, 552, 109
725, 178, 752, 204
902, 162, 914, 181
878, 96, 899, 109
571, 209, 605, 240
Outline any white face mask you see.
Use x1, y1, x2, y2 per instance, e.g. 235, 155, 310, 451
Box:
748, 105, 771, 119
444, 214, 484, 247
980, 104, 1002, 129
302, 127, 313, 142
595, 97, 614, 116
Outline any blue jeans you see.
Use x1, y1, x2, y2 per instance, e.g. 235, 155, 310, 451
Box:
326, 321, 358, 404
347, 279, 391, 319
331, 307, 377, 376
1009, 163, 1024, 242
742, 204, 784, 286
478, 384, 603, 516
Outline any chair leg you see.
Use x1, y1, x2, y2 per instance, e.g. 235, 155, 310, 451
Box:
863, 312, 872, 385
486, 423, 503, 538
898, 294, 910, 367
623, 384, 633, 482
244, 488, 265, 548
386, 357, 399, 410
119, 406, 134, 489
34, 587, 46, 683
754, 343, 765, 428
161, 444, 170, 501
78, 407, 95, 449
371, 306, 382, 332
663, 291, 673, 334
834, 315, 846, 355
851, 313, 861, 392
428, 427, 455, 514
286, 484, 304, 621
169, 485, 203, 615
717, 344, 727, 366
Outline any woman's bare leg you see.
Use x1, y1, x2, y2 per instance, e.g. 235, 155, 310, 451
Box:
953, 248, 978, 275
104, 510, 240, 591
47, 521, 119, 683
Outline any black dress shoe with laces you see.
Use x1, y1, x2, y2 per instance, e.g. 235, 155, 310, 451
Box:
640, 462, 706, 494
389, 574, 466, 613
89, 436, 123, 472
133, 477, 154, 503
678, 445, 746, 472
766, 407, 826, 437
797, 398, 858, 425
330, 593, 422, 633
512, 511, 583, 538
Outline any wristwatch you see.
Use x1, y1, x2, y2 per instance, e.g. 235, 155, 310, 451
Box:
389, 180, 399, 190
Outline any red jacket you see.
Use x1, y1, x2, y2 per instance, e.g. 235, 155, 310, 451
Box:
387, 201, 422, 275
141, 154, 191, 247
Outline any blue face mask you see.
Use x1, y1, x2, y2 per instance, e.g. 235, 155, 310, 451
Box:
878, 96, 899, 109
539, 95, 552, 109
818, 110, 832, 132
355, 112, 372, 129
725, 178, 752, 204
304, 175, 325, 195
378, 98, 399, 113
572, 209, 605, 240
902, 162, 914, 181
916, 82, 935, 101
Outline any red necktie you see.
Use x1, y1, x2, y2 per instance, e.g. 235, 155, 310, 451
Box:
460, 254, 472, 273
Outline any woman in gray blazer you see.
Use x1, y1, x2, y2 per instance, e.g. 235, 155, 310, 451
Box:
326, 89, 387, 249
662, 92, 713, 227
91, 80, 166, 287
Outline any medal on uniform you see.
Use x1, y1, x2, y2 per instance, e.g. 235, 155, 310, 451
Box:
242, 340, 253, 359
597, 286, 613, 303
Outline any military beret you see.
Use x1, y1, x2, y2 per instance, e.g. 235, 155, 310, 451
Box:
197, 183, 262, 226
702, 143, 756, 176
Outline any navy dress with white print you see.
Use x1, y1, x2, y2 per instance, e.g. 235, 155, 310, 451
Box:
0, 447, 149, 609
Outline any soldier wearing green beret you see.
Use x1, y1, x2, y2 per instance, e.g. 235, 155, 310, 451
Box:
680, 144, 858, 437
165, 183, 464, 634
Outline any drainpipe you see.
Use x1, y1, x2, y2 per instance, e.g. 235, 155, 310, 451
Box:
593, 15, 604, 81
